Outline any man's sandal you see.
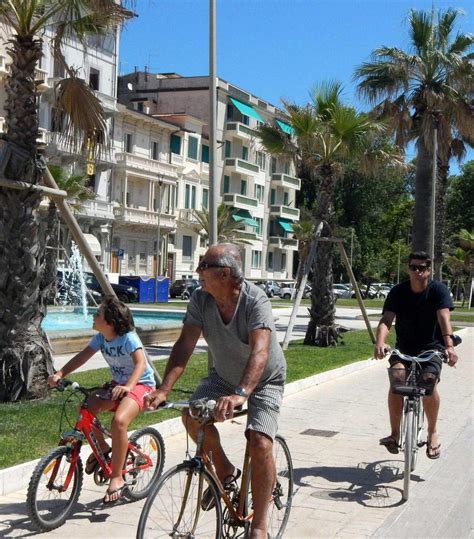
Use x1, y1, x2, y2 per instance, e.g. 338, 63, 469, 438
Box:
201, 468, 241, 511
426, 441, 441, 459
379, 436, 400, 454
85, 448, 111, 475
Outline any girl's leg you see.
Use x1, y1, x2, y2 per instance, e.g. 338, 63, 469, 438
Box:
87, 393, 116, 453
105, 397, 140, 502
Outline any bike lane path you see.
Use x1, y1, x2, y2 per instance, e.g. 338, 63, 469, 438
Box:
0, 327, 471, 538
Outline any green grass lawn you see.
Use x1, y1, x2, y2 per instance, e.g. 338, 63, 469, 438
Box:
0, 330, 381, 470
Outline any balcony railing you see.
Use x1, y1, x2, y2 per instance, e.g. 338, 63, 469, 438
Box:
223, 193, 258, 210
35, 68, 50, 91
75, 199, 115, 219
226, 121, 259, 140
171, 153, 184, 166
115, 152, 178, 179
269, 236, 299, 250
224, 157, 259, 176
113, 205, 177, 229
269, 205, 300, 220
272, 173, 301, 190
178, 208, 200, 225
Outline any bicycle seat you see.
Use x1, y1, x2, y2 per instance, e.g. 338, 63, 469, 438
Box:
392, 385, 426, 397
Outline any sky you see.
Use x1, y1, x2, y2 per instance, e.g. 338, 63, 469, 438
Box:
120, 0, 473, 169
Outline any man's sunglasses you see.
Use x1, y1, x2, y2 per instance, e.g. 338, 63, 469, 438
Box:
196, 261, 228, 271
408, 264, 429, 272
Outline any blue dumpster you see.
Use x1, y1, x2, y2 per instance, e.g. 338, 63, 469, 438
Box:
156, 277, 170, 303
119, 276, 155, 303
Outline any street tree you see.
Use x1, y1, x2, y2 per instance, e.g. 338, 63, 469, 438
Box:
0, 1, 132, 402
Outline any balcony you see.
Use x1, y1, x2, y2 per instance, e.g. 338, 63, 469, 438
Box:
270, 205, 300, 221
223, 193, 258, 211
224, 157, 259, 176
113, 205, 176, 230
115, 152, 178, 179
97, 90, 117, 114
272, 173, 301, 191
226, 121, 259, 141
178, 208, 200, 226
171, 153, 184, 167
237, 228, 258, 241
269, 236, 299, 251
75, 199, 115, 220
35, 68, 50, 92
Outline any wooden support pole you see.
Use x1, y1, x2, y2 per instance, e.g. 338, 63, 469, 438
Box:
0, 176, 67, 198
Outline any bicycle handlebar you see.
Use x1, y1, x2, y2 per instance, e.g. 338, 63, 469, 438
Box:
385, 348, 447, 364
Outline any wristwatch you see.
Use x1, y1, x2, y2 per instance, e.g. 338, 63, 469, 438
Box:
233, 386, 249, 399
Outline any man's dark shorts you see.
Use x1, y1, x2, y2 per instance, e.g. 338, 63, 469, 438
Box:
389, 353, 443, 387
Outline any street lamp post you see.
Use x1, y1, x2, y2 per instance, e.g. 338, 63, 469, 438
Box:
156, 177, 163, 277
431, 111, 440, 279
208, 0, 218, 245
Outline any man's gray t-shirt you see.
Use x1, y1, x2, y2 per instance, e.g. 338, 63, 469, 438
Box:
183, 280, 286, 387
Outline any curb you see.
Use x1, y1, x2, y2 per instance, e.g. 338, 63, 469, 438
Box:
0, 357, 379, 497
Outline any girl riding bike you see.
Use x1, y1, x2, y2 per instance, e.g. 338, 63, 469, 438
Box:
48, 296, 155, 503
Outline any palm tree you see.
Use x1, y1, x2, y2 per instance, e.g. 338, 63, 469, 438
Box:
42, 165, 97, 303
259, 82, 398, 346
0, 1, 131, 402
354, 8, 474, 264
184, 203, 254, 246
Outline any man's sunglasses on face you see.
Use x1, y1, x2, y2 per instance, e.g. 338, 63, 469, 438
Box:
196, 261, 228, 271
408, 264, 429, 272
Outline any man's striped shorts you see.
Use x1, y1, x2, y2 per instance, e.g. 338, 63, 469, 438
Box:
190, 368, 284, 441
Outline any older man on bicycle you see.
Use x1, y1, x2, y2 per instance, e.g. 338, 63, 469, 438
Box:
374, 251, 458, 459
145, 243, 286, 539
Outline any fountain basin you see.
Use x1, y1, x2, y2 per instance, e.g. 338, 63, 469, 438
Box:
44, 307, 185, 354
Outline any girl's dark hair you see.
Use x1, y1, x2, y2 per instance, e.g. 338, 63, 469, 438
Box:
100, 296, 135, 335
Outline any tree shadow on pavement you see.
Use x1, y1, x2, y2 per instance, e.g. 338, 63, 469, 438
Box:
292, 459, 425, 508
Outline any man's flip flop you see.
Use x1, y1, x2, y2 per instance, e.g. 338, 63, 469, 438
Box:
102, 485, 126, 504
426, 441, 441, 459
379, 436, 400, 454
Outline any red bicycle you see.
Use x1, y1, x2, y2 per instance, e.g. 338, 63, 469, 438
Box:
26, 379, 165, 532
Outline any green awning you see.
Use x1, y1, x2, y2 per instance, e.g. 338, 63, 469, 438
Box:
276, 119, 294, 136
230, 97, 264, 123
277, 218, 294, 232
232, 210, 258, 228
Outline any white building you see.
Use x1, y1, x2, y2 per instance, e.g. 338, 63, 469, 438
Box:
118, 72, 301, 281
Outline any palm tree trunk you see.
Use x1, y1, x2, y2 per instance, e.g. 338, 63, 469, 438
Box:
434, 156, 449, 280
412, 137, 434, 253
304, 170, 340, 346
0, 36, 53, 401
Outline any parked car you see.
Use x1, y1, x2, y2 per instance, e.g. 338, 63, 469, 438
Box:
181, 284, 201, 300
372, 283, 393, 299
279, 282, 311, 300
332, 284, 351, 299
254, 280, 281, 298
84, 272, 139, 303
169, 279, 200, 299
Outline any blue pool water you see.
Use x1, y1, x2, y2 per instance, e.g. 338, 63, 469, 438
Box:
42, 309, 185, 331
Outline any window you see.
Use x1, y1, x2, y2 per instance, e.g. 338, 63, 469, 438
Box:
53, 58, 65, 78
136, 101, 144, 112
251, 250, 262, 269
185, 185, 190, 209
202, 188, 209, 210
281, 253, 287, 271
223, 175, 230, 193
225, 140, 231, 158
188, 136, 198, 160
255, 217, 263, 236
254, 184, 264, 202
182, 235, 192, 259
284, 161, 290, 174
139, 241, 147, 274
271, 157, 277, 174
201, 144, 209, 163
170, 134, 181, 155
124, 133, 133, 153
89, 68, 100, 91
127, 240, 136, 274
240, 180, 247, 196
242, 146, 248, 160
271, 189, 276, 205
191, 185, 196, 209
283, 192, 289, 206
241, 114, 249, 126
151, 141, 159, 160
268, 252, 273, 269
226, 104, 234, 121
256, 151, 266, 170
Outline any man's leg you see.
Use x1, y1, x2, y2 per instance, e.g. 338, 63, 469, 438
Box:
380, 361, 405, 451
182, 412, 235, 480
248, 430, 274, 539
423, 379, 441, 457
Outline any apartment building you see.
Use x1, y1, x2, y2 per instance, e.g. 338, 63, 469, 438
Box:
118, 72, 301, 281
0, 27, 119, 270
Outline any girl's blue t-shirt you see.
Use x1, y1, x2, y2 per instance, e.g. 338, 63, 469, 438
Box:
88, 331, 155, 388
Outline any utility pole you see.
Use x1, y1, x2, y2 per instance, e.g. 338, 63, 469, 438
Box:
431, 110, 439, 278
208, 0, 218, 245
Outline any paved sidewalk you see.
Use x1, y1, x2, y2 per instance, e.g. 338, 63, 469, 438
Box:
0, 327, 471, 538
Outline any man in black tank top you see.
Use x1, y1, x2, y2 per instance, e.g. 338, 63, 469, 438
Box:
374, 251, 458, 459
